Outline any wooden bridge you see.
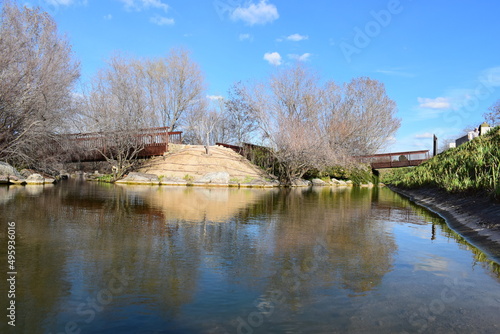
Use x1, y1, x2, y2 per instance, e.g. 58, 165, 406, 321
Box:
356, 150, 430, 169
217, 142, 430, 170
66, 127, 182, 162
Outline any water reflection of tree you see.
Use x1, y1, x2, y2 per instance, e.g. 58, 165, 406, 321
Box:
112, 185, 399, 312
3, 182, 500, 333
0, 185, 73, 333
257, 187, 397, 304
0, 183, 203, 332
60, 183, 204, 319
118, 186, 398, 303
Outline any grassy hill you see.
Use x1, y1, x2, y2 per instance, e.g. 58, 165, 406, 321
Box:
382, 126, 500, 200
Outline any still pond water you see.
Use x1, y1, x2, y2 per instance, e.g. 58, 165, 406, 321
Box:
1, 181, 500, 333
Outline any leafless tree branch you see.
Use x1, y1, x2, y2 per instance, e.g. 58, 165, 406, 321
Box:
0, 0, 80, 169
234, 63, 400, 184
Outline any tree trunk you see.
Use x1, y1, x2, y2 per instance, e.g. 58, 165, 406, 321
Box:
205, 132, 210, 155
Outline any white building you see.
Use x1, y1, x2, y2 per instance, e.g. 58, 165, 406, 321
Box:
452, 122, 492, 148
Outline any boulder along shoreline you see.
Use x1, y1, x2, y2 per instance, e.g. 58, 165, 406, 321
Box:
388, 186, 500, 264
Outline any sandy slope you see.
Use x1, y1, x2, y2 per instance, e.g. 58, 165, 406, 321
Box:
138, 144, 270, 181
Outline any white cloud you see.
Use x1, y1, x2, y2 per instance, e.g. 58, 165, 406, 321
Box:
103, 14, 113, 20
386, 135, 397, 143
412, 98, 453, 121
263, 52, 282, 66
231, 0, 279, 25
150, 15, 174, 25
414, 132, 434, 139
417, 97, 451, 110
119, 0, 169, 13
239, 33, 252, 41
207, 95, 224, 101
375, 68, 415, 78
288, 53, 311, 62
286, 33, 308, 42
118, 0, 173, 26
143, 0, 169, 12
480, 66, 500, 87
118, 0, 134, 9
413, 108, 448, 120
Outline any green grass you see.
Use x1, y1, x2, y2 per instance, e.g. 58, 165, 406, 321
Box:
381, 126, 500, 200
230, 176, 256, 184
243, 176, 254, 183
97, 174, 115, 183
319, 164, 375, 185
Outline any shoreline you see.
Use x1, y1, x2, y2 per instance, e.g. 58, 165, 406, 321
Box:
388, 185, 500, 263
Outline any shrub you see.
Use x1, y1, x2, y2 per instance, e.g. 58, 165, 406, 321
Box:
381, 126, 500, 199
97, 174, 114, 183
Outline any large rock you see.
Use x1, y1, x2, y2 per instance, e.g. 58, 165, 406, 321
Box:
26, 173, 55, 185
331, 178, 347, 186
20, 169, 32, 178
196, 171, 230, 184
159, 176, 188, 186
312, 178, 328, 186
291, 178, 311, 187
26, 173, 45, 184
116, 172, 160, 185
0, 162, 27, 184
240, 178, 280, 188
0, 162, 22, 178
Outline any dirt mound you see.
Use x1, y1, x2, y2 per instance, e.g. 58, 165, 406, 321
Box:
139, 144, 270, 181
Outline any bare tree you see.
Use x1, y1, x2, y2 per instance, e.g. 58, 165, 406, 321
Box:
440, 136, 457, 152
224, 82, 258, 146
183, 95, 248, 148
183, 96, 224, 155
240, 64, 342, 183
485, 99, 500, 126
209, 98, 233, 145
236, 63, 400, 184
81, 54, 152, 179
0, 0, 80, 169
324, 77, 400, 156
141, 48, 206, 131
201, 98, 224, 155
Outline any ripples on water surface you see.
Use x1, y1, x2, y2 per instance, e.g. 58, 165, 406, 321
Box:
1, 181, 500, 333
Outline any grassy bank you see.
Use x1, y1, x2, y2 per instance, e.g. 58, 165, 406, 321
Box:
381, 126, 500, 200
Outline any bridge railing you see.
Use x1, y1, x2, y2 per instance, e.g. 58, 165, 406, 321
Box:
65, 127, 183, 161
168, 131, 182, 144
355, 150, 430, 169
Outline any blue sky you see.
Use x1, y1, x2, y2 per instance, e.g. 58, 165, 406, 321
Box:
28, 0, 500, 152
